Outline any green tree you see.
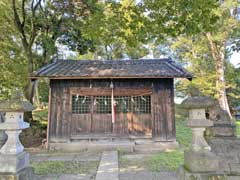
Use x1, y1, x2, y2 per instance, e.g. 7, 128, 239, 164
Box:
10, 0, 99, 104
204, 0, 239, 116
81, 0, 149, 59
171, 1, 240, 116
0, 1, 28, 100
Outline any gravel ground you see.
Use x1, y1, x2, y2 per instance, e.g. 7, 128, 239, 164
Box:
33, 174, 94, 180
120, 171, 177, 180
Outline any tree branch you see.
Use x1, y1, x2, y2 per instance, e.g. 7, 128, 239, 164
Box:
29, 0, 42, 47
12, 0, 29, 49
21, 0, 26, 28
206, 32, 219, 61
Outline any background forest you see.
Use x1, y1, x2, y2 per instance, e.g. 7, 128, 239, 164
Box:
0, 0, 239, 121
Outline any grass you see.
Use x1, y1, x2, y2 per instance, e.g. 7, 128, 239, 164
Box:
143, 119, 191, 171
119, 118, 192, 172
146, 150, 184, 171
236, 121, 240, 137
175, 120, 192, 149
31, 160, 99, 175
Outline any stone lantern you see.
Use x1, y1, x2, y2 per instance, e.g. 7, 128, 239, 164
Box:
0, 90, 34, 179
182, 96, 215, 152
179, 96, 221, 179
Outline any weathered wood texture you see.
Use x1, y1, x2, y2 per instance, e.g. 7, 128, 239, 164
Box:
48, 79, 175, 142
151, 78, 175, 141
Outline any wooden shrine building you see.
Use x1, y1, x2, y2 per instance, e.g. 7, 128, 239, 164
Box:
31, 59, 192, 151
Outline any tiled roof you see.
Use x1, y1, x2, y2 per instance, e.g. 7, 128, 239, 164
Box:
31, 58, 193, 79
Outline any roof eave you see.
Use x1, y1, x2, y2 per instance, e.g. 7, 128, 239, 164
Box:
30, 75, 193, 80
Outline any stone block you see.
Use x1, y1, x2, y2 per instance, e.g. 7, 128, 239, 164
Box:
209, 138, 240, 155
178, 166, 227, 180
184, 150, 219, 173
223, 155, 240, 164
0, 167, 33, 180
134, 141, 179, 152
189, 109, 206, 120
218, 160, 230, 173
211, 125, 236, 137
227, 176, 240, 180
0, 152, 29, 173
229, 163, 240, 175
187, 119, 213, 128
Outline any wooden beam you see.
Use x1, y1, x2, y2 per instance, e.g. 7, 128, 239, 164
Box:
70, 87, 152, 96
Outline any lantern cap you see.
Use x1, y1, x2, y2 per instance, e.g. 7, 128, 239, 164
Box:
181, 96, 215, 109
0, 90, 34, 112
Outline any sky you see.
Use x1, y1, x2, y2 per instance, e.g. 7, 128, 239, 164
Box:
230, 51, 240, 68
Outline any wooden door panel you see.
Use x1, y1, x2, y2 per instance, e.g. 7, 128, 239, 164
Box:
114, 113, 128, 135
129, 114, 152, 135
92, 114, 112, 133
71, 114, 91, 135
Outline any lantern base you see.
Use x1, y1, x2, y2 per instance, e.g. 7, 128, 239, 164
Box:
0, 167, 33, 180
178, 166, 227, 180
184, 150, 219, 173
0, 151, 29, 173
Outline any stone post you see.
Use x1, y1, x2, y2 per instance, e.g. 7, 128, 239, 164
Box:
0, 90, 34, 180
179, 96, 222, 180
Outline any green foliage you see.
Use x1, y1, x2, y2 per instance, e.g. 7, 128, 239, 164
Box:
172, 35, 217, 97
81, 0, 149, 59
29, 109, 48, 142
33, 109, 48, 127
172, 1, 240, 112
38, 80, 49, 103
143, 0, 219, 38
0, 2, 28, 100
225, 62, 240, 108
31, 160, 98, 175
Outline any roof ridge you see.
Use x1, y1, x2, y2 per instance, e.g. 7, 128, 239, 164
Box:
54, 58, 171, 62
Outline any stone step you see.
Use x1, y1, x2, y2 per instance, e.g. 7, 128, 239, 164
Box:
95, 151, 119, 180
134, 141, 179, 152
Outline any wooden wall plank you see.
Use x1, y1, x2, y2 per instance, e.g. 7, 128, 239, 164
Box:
152, 79, 175, 141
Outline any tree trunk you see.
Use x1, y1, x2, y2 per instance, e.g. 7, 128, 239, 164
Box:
206, 32, 232, 118
33, 80, 40, 107
24, 49, 35, 102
